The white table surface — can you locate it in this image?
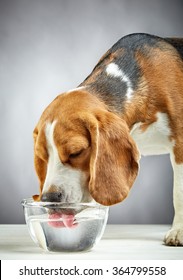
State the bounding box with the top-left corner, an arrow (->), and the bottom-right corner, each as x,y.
0,224 -> 183,260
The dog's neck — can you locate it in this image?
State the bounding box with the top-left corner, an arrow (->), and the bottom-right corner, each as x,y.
80,63 -> 150,129
77,85 -> 149,130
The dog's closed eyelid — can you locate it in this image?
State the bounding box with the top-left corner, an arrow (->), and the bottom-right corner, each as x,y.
69,149 -> 84,158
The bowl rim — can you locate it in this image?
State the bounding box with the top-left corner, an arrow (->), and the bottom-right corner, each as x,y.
21,198 -> 108,209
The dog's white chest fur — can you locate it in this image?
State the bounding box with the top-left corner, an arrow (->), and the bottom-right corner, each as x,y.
130,112 -> 173,156
130,111 -> 183,245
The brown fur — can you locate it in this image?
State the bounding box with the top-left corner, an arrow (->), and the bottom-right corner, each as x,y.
33,91 -> 139,204
33,35 -> 183,204
122,44 -> 183,164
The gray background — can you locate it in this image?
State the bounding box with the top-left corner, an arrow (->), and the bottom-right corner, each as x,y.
0,0 -> 182,224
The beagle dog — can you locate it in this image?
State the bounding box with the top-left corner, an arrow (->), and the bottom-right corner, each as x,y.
33,33 -> 183,246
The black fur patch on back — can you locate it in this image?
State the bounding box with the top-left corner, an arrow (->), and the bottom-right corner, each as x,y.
81,33 -> 182,112
165,38 -> 183,60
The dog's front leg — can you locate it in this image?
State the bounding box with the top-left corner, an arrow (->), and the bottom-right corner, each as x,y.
164,153 -> 183,246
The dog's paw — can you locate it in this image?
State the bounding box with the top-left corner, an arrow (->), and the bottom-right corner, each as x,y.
164,227 -> 183,246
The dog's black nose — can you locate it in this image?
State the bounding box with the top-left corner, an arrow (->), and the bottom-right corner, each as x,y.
41,192 -> 62,202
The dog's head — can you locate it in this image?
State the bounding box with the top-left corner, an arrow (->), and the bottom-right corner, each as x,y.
33,90 -> 139,206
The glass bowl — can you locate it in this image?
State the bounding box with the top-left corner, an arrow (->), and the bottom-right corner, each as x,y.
21,198 -> 109,252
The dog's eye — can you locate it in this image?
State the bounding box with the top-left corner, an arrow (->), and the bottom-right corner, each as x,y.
69,150 -> 83,159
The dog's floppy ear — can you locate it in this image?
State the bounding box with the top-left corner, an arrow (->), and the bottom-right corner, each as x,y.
32,126 -> 47,201
84,110 -> 139,206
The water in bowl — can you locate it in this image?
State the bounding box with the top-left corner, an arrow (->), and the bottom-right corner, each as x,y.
27,215 -> 106,252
